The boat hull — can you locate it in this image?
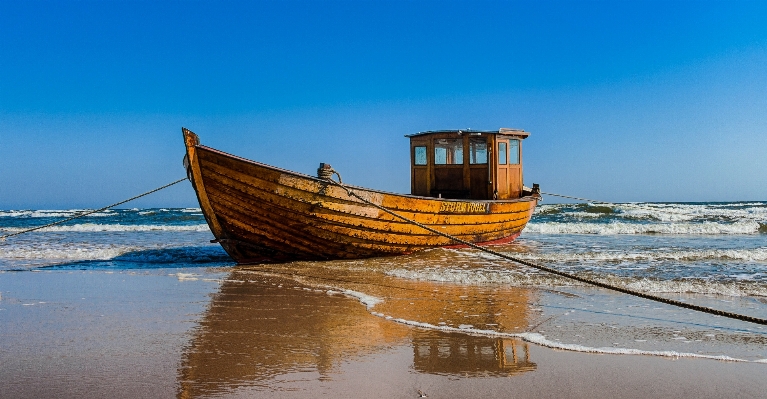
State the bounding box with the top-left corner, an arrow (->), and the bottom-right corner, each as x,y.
183,128 -> 538,264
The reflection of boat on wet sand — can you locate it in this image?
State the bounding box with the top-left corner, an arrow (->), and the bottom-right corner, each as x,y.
182,127 -> 539,264
178,269 -> 537,397
178,272 -> 407,398
413,333 -> 535,376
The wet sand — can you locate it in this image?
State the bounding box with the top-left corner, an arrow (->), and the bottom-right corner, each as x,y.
1,268 -> 765,399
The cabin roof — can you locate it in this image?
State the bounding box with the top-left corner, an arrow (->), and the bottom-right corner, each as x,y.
405,128 -> 529,138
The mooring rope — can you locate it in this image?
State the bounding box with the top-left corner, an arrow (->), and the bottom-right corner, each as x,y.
0,177 -> 188,241
321,171 -> 767,326
541,191 -> 605,203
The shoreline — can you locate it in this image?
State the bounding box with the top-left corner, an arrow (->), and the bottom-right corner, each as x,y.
1,267 -> 766,398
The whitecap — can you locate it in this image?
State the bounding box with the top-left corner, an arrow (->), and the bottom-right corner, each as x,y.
0,243 -> 137,262
526,221 -> 761,235
1,223 -> 210,233
384,267 -> 767,297
510,247 -> 767,263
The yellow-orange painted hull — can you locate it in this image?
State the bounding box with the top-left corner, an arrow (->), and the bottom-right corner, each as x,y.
183,128 -> 538,264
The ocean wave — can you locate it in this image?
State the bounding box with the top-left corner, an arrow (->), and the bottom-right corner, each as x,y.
334,288 -> 383,309
0,244 -> 229,267
556,211 -> 608,219
525,221 -> 761,235
113,246 -> 229,264
516,331 -> 752,362
0,223 -> 210,233
364,312 -> 758,362
0,208 -> 206,218
535,203 -> 767,224
384,267 -> 767,297
617,277 -> 767,297
0,244 -> 135,261
0,210 -> 115,218
508,247 -> 767,263
618,204 -> 767,223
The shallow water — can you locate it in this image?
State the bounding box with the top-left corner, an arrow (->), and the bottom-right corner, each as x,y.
5,269 -> 764,399
0,204 -> 766,363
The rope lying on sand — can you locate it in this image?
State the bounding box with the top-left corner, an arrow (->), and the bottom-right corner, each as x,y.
0,177 -> 188,241
322,170 -> 767,326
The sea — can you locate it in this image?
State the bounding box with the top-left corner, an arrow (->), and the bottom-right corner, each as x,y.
1,202 -> 766,363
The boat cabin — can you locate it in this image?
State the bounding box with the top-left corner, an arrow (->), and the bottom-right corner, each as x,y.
407,128 -> 530,200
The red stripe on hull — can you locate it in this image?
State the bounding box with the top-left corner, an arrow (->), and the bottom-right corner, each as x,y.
441,231 -> 522,249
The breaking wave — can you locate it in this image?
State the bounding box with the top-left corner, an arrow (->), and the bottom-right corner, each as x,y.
385,267 -> 767,297
1,223 -> 210,233
0,243 -> 229,268
533,202 -> 767,231
0,243 -> 136,262
0,210 -> 115,218
526,221 -> 761,235
510,247 -> 767,263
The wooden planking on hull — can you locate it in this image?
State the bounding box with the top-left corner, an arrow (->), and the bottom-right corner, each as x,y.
202,171 -> 530,247
197,145 -> 535,219
201,165 -> 531,242
197,149 -> 534,229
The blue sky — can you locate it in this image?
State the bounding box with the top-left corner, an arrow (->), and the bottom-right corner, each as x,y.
1,0 -> 766,208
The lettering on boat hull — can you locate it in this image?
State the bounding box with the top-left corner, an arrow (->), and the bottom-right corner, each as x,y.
438,201 -> 490,214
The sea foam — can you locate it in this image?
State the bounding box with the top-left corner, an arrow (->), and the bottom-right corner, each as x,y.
526,220 -> 761,235
1,223 -> 210,233
0,243 -> 135,262
384,267 -> 767,296
365,311 -> 760,362
0,210 -> 114,218
508,247 -> 767,263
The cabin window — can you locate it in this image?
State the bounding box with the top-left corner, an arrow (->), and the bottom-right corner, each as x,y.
434,139 -> 463,164
469,138 -> 487,164
498,142 -> 507,165
414,146 -> 427,165
509,139 -> 520,164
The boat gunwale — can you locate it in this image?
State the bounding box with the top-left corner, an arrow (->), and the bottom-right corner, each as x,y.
200,158 -> 534,228
195,144 -> 539,206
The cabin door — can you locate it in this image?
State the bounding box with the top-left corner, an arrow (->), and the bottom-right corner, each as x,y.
495,139 -> 522,199
468,137 -> 490,200
495,140 -> 510,199
411,142 -> 430,196
497,139 -> 522,199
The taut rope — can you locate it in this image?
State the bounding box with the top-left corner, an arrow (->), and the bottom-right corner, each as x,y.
540,192 -> 604,203
0,177 -> 188,241
320,169 -> 767,326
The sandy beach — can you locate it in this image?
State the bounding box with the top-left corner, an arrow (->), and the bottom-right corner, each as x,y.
1,266 -> 765,399
4,0 -> 767,397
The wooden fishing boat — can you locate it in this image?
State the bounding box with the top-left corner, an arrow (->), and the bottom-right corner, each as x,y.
183,127 -> 539,264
